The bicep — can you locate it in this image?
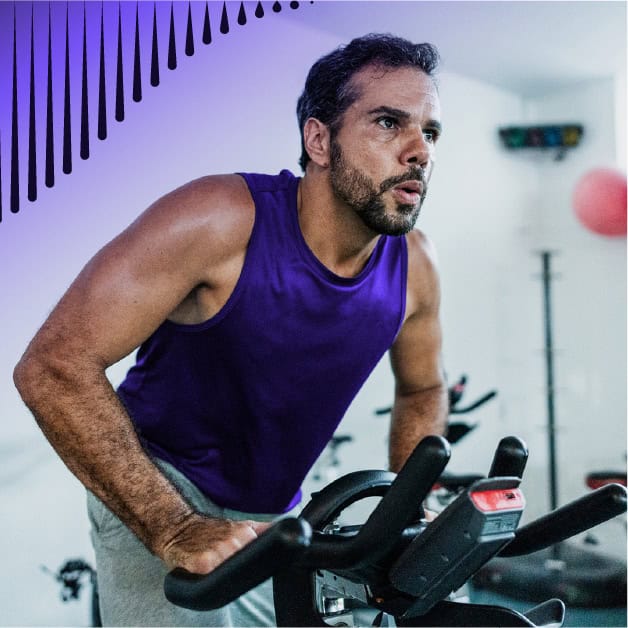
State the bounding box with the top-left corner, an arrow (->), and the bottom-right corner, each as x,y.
33,221 -> 199,369
27,178 -> 249,369
66,231 -> 199,365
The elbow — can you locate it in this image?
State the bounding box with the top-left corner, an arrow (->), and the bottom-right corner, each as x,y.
13,344 -> 74,411
14,352 -> 33,399
13,349 -> 48,410
15,342 -> 103,410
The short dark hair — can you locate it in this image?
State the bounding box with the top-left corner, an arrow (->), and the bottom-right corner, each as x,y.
296,34 -> 440,171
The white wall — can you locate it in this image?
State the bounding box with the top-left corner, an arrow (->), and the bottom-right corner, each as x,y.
1,8 -> 625,628
326,74 -> 626,553
520,78 -> 626,551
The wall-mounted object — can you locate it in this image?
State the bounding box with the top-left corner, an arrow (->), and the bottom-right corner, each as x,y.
498,124 -> 584,161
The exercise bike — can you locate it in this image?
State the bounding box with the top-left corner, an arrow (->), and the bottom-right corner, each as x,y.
165,435 -> 627,627
45,375 -> 492,625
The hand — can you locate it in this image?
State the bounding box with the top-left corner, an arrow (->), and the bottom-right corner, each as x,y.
424,508 -> 438,522
159,513 -> 272,574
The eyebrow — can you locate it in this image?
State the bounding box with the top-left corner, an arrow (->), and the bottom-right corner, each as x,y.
367,106 -> 443,133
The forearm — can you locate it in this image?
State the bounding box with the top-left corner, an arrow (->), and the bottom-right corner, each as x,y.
13,353 -> 195,557
388,384 -> 448,472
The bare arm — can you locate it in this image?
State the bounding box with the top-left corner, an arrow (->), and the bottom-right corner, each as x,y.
388,230 -> 448,472
13,175 -> 268,573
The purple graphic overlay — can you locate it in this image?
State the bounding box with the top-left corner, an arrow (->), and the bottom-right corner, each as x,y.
0,1 -> 310,225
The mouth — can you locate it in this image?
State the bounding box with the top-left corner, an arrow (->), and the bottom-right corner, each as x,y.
391,180 -> 423,205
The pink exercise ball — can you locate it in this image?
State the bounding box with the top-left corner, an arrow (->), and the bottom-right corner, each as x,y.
572,168 -> 627,236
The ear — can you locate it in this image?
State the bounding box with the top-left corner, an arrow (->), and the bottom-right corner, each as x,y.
303,118 -> 331,168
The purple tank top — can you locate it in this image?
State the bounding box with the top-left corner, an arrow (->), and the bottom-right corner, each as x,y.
118,170 -> 407,513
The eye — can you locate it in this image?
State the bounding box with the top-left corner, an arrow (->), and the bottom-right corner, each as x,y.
423,128 -> 440,143
376,116 -> 398,130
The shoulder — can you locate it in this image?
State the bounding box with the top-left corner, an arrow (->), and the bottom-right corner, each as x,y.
144,173 -> 254,236
118,174 -> 255,270
404,228 -> 440,318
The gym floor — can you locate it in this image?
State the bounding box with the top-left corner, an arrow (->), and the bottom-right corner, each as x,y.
468,585 -> 627,627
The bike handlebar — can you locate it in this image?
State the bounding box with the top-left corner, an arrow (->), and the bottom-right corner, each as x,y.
488,436 -> 529,479
164,437 -> 628,615
302,435 -> 451,569
164,436 -> 450,610
499,482 -> 627,557
164,517 -> 311,611
450,390 -> 497,414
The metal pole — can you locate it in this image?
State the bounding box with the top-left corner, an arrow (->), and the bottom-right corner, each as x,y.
541,251 -> 559,514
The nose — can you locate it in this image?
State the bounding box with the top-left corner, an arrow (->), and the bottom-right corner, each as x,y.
400,129 -> 432,169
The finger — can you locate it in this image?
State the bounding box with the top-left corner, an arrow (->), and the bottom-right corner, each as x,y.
424,508 -> 439,522
248,520 -> 273,535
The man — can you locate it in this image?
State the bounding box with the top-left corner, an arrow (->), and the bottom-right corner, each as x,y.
14,33 -> 448,626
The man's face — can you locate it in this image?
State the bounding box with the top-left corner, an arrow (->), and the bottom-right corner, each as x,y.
329,65 -> 441,236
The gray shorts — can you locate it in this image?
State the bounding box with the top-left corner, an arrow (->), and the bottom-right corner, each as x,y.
87,458 -> 297,626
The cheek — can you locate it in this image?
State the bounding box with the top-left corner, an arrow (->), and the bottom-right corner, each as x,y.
426,159 -> 436,180
347,144 -> 385,177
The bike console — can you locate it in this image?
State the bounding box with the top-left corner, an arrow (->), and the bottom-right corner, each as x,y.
387,477 -> 524,618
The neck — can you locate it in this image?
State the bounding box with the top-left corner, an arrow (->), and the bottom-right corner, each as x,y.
298,169 -> 380,279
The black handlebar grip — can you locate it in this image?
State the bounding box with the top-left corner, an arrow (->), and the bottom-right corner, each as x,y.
362,435 -> 450,538
164,517 -> 312,611
499,483 -> 627,557
305,435 -> 451,569
488,436 -> 529,479
450,390 -> 497,415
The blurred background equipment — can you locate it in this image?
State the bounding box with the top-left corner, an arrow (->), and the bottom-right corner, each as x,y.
572,168 -> 627,237
499,124 -> 584,161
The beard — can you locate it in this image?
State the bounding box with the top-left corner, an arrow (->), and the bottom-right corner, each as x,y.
329,140 -> 428,236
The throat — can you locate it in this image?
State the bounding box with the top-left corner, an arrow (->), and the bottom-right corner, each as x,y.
297,176 -> 381,279
304,229 -> 380,279
327,244 -> 379,278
